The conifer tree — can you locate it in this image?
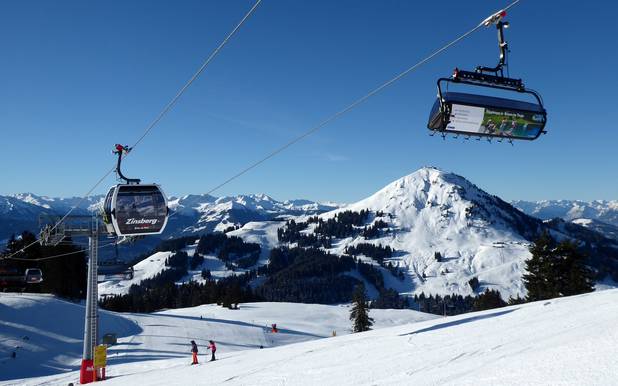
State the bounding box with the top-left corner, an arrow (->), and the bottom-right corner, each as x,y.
472,289 -> 506,311
523,232 -> 557,301
523,232 -> 594,302
554,240 -> 594,296
350,284 -> 373,332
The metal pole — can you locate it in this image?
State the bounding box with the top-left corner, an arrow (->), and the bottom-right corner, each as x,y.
80,220 -> 98,384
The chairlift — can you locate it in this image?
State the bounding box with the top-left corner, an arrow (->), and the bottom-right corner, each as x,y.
102,144 -> 169,237
427,10 -> 547,141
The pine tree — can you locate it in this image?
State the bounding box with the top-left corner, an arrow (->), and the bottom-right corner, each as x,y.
554,240 -> 594,296
523,232 -> 558,301
472,289 -> 506,311
523,232 -> 594,302
349,284 -> 373,333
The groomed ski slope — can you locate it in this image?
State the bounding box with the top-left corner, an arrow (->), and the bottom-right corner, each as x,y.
10,289 -> 618,386
0,294 -> 435,383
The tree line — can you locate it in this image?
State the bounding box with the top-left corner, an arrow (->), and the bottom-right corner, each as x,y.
196,233 -> 261,269
1,231 -> 87,299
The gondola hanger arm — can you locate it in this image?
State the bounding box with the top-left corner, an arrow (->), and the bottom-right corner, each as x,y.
112,144 -> 141,185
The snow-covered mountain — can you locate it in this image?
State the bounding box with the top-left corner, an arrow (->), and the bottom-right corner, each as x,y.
94,167 -> 617,301
0,192 -> 340,245
0,194 -> 99,245
513,199 -> 618,227
168,193 -> 340,235
228,167 -> 617,300
282,167 -> 544,299
570,218 -> 618,241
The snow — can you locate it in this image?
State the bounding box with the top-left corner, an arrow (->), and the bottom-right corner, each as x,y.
573,218 -> 593,226
0,293 -> 435,383
5,289 -> 618,386
227,221 -> 283,264
595,275 -> 618,291
98,251 -> 173,297
167,193 -> 339,236
513,199 -> 618,227
0,294 -> 139,381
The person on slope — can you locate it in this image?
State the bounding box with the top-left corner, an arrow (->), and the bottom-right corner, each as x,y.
206,340 -> 217,362
190,340 -> 199,365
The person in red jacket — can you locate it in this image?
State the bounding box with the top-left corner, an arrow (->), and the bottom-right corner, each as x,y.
190,340 -> 199,365
207,340 -> 216,362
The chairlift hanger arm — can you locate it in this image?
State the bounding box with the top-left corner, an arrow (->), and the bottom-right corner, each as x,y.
476,20 -> 509,76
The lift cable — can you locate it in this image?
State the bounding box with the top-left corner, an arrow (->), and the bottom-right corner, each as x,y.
0,0 -> 262,261
3,0 -> 523,260
3,242 -> 116,262
166,0 -> 522,222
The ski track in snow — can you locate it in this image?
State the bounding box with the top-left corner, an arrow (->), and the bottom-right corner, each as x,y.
0,293 -> 436,384
7,289 -> 618,386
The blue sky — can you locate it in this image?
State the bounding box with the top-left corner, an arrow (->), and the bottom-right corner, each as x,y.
1,0 -> 616,203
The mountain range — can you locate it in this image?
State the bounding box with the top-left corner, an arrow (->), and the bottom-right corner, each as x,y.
4,182 -> 618,244
3,168 -> 618,300
513,199 -> 618,226
0,191 -> 339,245
228,167 -> 617,299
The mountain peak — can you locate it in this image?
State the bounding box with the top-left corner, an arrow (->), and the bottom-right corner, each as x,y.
343,167 -> 477,221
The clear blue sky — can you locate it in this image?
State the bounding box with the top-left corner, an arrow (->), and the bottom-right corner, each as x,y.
1,0 -> 616,203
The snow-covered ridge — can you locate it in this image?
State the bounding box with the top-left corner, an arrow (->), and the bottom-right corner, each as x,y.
513,198 -> 618,227
0,191 -> 342,241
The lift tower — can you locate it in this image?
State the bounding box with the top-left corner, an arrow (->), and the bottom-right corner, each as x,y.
40,215 -> 104,384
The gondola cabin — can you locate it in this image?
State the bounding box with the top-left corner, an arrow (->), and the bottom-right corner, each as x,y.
24,268 -> 43,284
103,184 -> 169,237
427,91 -> 546,140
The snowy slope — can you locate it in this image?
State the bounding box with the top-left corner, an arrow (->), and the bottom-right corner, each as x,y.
11,289 -> 618,386
571,218 -> 618,241
0,293 -> 436,383
98,251 -> 173,297
0,294 -> 139,381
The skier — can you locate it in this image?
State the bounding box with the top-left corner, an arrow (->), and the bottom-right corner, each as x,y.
190,340 -> 198,365
206,340 -> 216,361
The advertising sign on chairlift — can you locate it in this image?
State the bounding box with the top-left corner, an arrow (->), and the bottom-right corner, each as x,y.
447,104 -> 543,139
